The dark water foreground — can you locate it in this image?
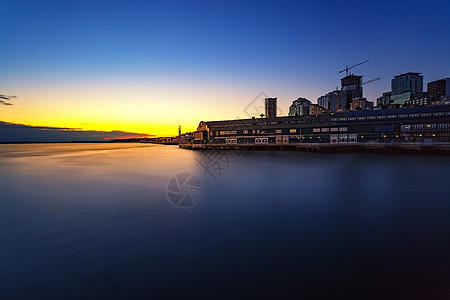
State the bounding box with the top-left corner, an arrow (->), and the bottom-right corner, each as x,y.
0,143 -> 448,299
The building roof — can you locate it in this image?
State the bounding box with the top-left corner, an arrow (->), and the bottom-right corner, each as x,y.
394,72 -> 421,78
202,105 -> 450,127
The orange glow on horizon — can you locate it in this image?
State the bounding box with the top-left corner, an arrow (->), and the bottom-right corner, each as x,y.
0,75 -> 318,138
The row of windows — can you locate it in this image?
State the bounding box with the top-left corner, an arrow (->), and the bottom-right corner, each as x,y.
404,132 -> 450,136
217,130 -> 237,135
331,111 -> 450,122
330,134 -> 358,144
401,123 -> 449,131
217,127 -> 350,136
313,127 -> 347,132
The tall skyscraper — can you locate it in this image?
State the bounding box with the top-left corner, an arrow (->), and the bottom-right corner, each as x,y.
265,97 -> 277,118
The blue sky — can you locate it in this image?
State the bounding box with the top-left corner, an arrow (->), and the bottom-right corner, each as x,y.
0,0 -> 449,136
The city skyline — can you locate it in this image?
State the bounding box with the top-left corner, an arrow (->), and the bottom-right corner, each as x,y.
1,0 -> 449,138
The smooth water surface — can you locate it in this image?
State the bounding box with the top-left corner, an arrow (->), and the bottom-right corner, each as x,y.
0,143 -> 448,299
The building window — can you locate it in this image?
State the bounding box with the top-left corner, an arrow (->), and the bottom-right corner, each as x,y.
243,130 -> 248,134
313,128 -> 321,133
275,129 -> 282,134
290,129 -> 296,134
330,134 -> 338,144
339,127 -> 348,132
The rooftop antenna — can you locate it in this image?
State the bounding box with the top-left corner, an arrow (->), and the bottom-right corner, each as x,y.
339,60 -> 369,77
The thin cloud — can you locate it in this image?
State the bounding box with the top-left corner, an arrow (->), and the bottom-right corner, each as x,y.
0,100 -> 13,106
0,94 -> 17,100
0,93 -> 18,106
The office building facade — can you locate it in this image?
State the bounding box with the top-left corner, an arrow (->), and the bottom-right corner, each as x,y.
309,104 -> 329,115
391,72 -> 423,97
265,97 -> 277,118
428,78 -> 450,101
288,98 -> 311,116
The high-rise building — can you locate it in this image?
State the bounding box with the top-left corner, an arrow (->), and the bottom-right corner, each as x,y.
341,75 -> 363,97
317,90 -> 346,113
329,90 -> 346,113
341,75 -> 363,110
317,95 -> 329,110
288,98 -> 311,116
376,72 -> 424,107
265,97 -> 277,118
391,72 -> 423,96
428,78 -> 450,101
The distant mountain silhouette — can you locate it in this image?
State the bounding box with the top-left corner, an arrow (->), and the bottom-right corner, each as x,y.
0,121 -> 151,143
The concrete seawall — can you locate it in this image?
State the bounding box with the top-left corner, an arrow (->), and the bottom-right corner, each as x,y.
180,142 -> 450,155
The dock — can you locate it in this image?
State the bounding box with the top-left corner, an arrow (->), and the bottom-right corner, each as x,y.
179,142 -> 450,155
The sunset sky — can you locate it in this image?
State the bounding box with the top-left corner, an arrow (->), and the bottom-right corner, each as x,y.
1,0 -> 449,139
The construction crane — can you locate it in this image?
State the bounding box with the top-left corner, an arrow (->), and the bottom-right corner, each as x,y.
339,60 -> 369,77
361,77 -> 380,86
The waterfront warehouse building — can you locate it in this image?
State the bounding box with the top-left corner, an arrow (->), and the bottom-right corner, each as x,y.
192,105 -> 450,145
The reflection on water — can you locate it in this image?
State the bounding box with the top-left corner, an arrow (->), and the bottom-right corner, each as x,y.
0,143 -> 449,299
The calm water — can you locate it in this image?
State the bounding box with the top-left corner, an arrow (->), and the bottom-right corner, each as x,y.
0,143 -> 449,299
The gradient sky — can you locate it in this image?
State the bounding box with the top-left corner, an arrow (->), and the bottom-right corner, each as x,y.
1,0 -> 449,137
